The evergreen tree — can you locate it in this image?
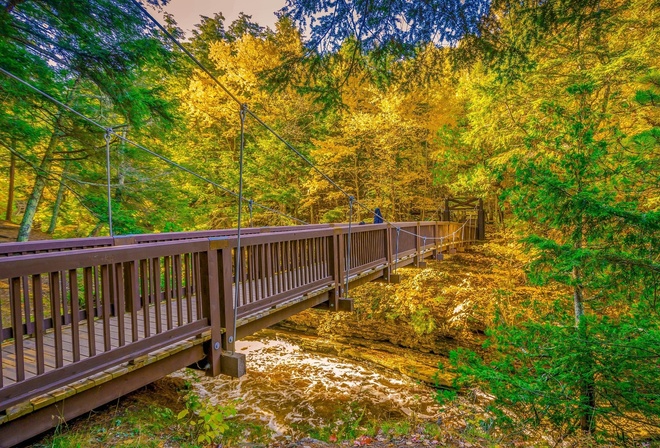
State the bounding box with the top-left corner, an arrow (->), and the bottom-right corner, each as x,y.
0,0 -> 174,240
442,0 -> 660,440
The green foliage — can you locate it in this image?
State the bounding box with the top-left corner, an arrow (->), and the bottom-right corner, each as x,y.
433,0 -> 660,441
410,306 -> 437,336
300,401 -> 366,442
447,310 -> 660,442
176,392 -> 238,446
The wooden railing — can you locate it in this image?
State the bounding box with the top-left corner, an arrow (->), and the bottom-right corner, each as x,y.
0,220 -> 478,413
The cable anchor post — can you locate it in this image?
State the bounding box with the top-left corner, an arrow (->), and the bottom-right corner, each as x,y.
104,128 -> 114,237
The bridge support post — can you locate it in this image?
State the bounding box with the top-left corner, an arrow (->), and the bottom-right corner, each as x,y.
201,247 -> 223,377
329,229 -> 343,310
216,246 -> 236,353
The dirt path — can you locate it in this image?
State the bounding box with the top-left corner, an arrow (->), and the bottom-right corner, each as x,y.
0,219 -> 52,243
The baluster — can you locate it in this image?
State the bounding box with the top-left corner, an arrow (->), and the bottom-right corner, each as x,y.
100,265 -> 112,352
68,269 -> 80,362
10,277 -> 25,381
83,267 -> 96,356
164,256 -> 173,329
115,263 -> 126,347
139,260 -> 150,338
151,258 -> 162,334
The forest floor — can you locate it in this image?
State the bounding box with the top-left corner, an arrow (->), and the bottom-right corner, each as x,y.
22,231 -> 653,447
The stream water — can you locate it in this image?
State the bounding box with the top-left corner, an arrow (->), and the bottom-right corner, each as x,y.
174,332 -> 441,439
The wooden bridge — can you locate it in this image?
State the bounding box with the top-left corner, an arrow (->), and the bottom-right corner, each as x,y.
0,220 -> 480,446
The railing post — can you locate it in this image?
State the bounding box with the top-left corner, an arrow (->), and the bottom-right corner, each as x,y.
432,221 -> 439,258
383,225 -> 392,281
215,246 -> 235,353
414,222 -> 426,268
200,244 -> 223,376
331,227 -> 344,309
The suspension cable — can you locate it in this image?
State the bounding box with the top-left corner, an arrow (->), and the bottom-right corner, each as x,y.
245,110 -> 352,200
4,143 -> 103,222
104,128 -> 114,237
0,66 -> 306,227
131,0 -> 242,106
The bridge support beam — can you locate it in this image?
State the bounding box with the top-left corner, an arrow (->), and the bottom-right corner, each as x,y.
0,344 -> 206,447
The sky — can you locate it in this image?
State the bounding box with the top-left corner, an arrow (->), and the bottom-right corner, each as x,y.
151,0 -> 287,35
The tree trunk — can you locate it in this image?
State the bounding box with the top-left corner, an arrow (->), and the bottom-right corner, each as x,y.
88,221 -> 103,237
5,0 -> 26,13
47,164 -> 67,234
573,273 -> 596,433
17,117 -> 61,241
6,151 -> 15,221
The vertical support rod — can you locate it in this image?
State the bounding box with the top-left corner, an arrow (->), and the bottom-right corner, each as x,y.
248,199 -> 254,227
104,129 -> 114,237
232,103 -> 248,347
344,195 -> 354,298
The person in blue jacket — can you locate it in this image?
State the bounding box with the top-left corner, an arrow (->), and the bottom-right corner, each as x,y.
373,207 -> 383,224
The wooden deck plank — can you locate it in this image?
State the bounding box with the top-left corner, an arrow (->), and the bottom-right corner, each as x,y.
1,298 -> 200,389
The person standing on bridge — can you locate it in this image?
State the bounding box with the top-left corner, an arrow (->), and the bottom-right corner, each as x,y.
373,208 -> 384,224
